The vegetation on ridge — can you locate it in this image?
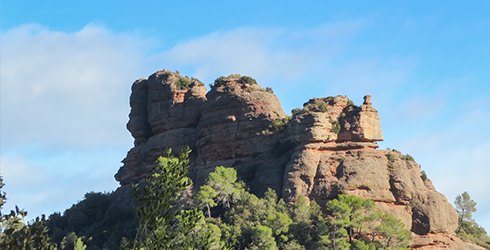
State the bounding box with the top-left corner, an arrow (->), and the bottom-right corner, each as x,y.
3,148 -> 490,249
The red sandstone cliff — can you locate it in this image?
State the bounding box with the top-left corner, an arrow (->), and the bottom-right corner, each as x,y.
115,70 -> 481,249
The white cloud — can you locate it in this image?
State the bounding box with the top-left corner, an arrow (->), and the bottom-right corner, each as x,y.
155,20 -> 369,84
0,23 -> 150,148
1,148 -> 122,220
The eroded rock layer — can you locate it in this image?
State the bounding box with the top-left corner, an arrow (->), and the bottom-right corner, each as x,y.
116,70 -> 466,249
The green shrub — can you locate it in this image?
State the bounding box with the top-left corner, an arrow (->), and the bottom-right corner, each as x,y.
401,154 -> 415,161
175,78 -> 191,90
213,76 -> 227,87
191,77 -> 205,86
346,100 -> 355,108
291,108 -> 301,116
318,103 -> 328,112
386,152 -> 395,162
265,87 -> 274,93
239,76 -> 257,85
331,120 -> 341,134
420,170 -> 427,181
269,117 -> 291,132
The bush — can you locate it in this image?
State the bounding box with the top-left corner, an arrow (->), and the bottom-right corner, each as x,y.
331,120 -> 341,134
175,78 -> 191,90
318,103 -> 328,112
420,170 -> 427,181
386,152 -> 395,162
401,154 -> 415,161
291,108 -> 301,116
239,76 -> 257,85
346,100 -> 355,109
191,77 -> 205,86
213,76 -> 227,87
265,87 -> 274,93
269,117 -> 291,132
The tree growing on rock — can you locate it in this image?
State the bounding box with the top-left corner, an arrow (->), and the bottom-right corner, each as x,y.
455,191 -> 477,233
124,147 -> 212,250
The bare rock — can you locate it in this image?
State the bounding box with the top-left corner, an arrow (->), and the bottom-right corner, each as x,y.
195,74 -> 286,185
282,147 -> 458,235
115,70 -> 206,185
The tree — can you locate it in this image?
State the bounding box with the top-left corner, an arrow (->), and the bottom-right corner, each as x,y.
124,147 -> 211,249
202,166 -> 244,209
326,195 -> 411,250
375,213 -> 411,249
0,176 -> 57,250
60,232 -> 87,250
455,191 -> 477,233
249,225 -> 278,250
196,185 -> 217,218
326,198 -> 352,250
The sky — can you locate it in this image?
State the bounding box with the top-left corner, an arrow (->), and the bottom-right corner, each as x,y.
1,1 -> 490,231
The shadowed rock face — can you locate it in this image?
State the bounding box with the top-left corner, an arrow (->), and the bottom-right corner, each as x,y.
116,70 -> 466,249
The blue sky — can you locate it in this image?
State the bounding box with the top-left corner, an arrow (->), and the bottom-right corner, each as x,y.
1,1 -> 490,231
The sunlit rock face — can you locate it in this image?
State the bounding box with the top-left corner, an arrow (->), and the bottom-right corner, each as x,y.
116,70 -> 467,249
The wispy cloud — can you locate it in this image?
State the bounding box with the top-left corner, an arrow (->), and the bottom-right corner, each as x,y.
155,20 -> 370,84
1,23 -> 150,219
1,23 -> 150,148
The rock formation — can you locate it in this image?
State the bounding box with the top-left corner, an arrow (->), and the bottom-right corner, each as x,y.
115,70 -> 475,249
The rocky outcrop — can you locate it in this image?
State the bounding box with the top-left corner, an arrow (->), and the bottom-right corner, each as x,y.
116,70 -> 468,249
116,72 -> 286,187
116,70 -> 207,184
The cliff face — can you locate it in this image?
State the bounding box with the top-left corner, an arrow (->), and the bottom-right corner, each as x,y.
116,70 -> 467,249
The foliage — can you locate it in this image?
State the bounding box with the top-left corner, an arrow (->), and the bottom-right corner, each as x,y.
303,99 -> 329,113
265,87 -> 274,93
455,192 -> 477,233
124,147 -> 211,250
175,78 -> 192,90
401,155 -> 414,161
325,195 -> 410,250
239,76 -> 257,85
60,232 -> 87,250
199,166 -> 245,209
386,152 -> 395,162
196,167 -> 412,250
420,171 -> 427,181
0,176 -> 57,250
46,191 -> 138,250
346,100 -> 355,109
331,120 -> 341,134
291,108 -> 301,116
268,117 -> 291,133
191,77 -> 205,86
456,221 -> 490,249
454,192 -> 490,249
